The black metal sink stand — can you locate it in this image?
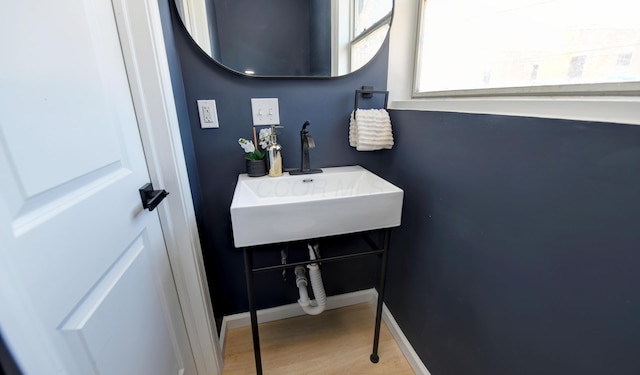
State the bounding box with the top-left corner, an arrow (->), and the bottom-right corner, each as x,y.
242,229 -> 391,374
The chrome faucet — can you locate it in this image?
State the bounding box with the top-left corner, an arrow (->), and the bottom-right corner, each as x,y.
289,121 -> 323,175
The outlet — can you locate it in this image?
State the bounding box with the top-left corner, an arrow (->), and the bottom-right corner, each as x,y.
251,98 -> 280,125
197,99 -> 219,128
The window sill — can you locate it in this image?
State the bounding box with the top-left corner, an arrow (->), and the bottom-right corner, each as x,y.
389,96 -> 640,126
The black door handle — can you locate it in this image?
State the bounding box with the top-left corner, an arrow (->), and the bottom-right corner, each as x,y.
139,183 -> 169,211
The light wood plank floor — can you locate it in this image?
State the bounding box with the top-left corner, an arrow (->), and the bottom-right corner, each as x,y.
222,302 -> 415,374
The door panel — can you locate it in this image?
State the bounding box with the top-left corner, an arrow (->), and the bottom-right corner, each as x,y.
60,232 -> 181,375
1,0 -> 129,198
0,0 -> 197,374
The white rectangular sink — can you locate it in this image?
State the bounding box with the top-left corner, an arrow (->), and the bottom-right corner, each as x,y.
230,165 -> 403,247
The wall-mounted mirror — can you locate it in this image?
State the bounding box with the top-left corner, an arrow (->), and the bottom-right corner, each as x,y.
175,0 -> 393,77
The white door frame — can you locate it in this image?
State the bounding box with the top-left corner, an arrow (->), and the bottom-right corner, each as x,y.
111,1 -> 223,374
0,1 -> 221,373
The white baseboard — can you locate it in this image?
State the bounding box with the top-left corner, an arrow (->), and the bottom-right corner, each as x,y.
220,288 -> 429,375
381,303 -> 431,375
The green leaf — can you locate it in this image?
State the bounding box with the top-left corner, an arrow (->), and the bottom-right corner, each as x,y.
244,149 -> 265,160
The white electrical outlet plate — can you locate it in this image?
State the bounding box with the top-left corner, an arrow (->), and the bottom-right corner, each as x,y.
251,98 -> 280,125
197,99 -> 219,128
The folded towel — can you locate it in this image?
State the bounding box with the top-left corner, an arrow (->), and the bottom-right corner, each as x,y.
349,109 -> 394,151
349,111 -> 358,147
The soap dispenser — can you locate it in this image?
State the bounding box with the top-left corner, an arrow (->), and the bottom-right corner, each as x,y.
267,125 -> 283,177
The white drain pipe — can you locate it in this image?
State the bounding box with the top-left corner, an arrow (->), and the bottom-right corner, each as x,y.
295,243 -> 326,315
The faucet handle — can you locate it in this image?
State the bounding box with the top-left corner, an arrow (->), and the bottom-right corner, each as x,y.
306,134 -> 315,149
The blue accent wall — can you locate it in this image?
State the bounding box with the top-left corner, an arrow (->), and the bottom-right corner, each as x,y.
385,110 -> 640,375
309,0 -> 332,76
212,0 -> 311,75
204,0 -> 221,61
163,0 -> 390,329
160,0 -> 206,234
162,1 -> 640,373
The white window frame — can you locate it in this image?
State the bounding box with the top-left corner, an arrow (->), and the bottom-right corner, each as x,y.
333,0 -> 393,75
175,0 -> 212,56
413,0 -> 640,99
387,0 -> 640,125
349,0 -> 392,72
331,0 -> 351,75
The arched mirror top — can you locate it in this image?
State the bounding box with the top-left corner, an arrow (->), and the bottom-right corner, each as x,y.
175,0 -> 394,78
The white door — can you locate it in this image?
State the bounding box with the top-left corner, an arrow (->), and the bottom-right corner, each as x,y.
0,1 -> 198,374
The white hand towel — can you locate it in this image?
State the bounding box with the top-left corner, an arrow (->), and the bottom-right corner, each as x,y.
349,110 -> 358,147
349,109 -> 394,151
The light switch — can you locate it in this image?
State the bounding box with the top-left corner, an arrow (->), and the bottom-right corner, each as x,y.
251,98 -> 280,125
197,99 -> 219,128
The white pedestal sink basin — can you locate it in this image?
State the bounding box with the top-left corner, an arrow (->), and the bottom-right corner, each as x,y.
230,165 -> 403,247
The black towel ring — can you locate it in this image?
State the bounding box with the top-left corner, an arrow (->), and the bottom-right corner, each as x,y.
354,86 -> 389,119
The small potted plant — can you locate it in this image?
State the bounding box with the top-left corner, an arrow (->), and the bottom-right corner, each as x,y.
238,138 -> 266,177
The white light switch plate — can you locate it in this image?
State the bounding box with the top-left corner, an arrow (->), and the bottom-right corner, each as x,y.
251,98 -> 280,125
197,99 -> 219,128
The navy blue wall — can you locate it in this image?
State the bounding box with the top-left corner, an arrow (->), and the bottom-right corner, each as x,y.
212,0 -> 311,75
204,0 -> 221,61
163,1 -> 640,373
164,0 -> 390,329
309,0 -> 332,76
385,110 -> 640,375
160,0 -> 207,236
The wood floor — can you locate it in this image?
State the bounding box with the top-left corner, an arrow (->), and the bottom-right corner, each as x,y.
222,302 -> 415,374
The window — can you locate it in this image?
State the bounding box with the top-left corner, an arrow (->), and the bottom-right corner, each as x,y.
414,0 -> 640,97
350,0 -> 392,71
